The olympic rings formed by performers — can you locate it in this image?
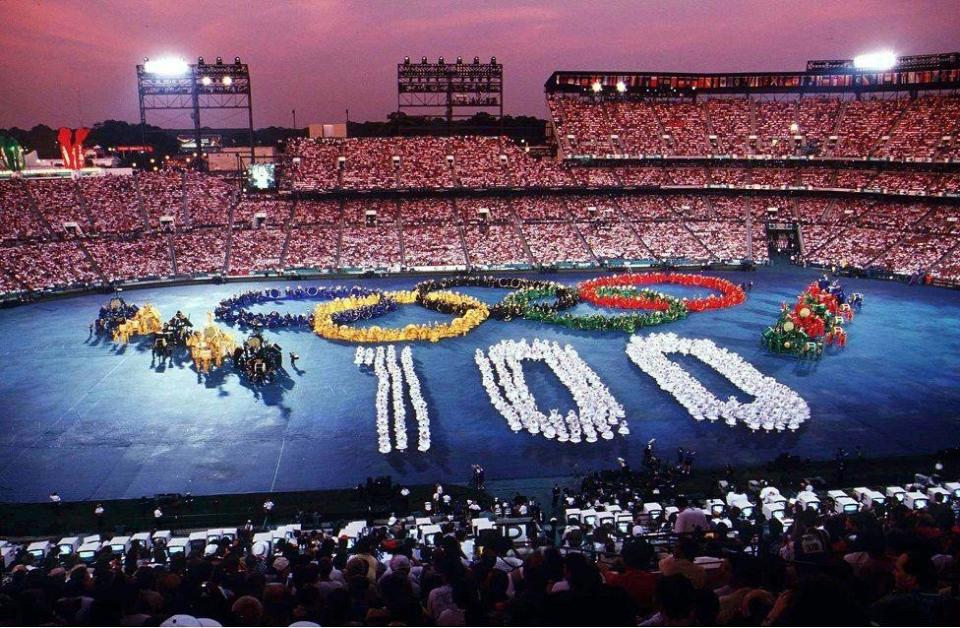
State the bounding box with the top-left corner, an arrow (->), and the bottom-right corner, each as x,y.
578,273 -> 745,312
198,272 -> 747,343
312,290 -> 490,343
328,292 -> 399,325
591,286 -> 679,312
385,290 -> 419,305
500,282 -> 580,317
413,276 -> 578,320
504,284 -> 688,332
215,285 -> 380,328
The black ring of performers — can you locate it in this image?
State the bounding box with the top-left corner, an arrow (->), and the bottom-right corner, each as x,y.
413,276 -> 579,320
215,285 -> 380,329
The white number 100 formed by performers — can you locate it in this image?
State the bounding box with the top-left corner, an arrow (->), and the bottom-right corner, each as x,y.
358,333 -> 811,453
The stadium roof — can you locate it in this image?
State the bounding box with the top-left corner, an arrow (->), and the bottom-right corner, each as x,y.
545,51 -> 960,95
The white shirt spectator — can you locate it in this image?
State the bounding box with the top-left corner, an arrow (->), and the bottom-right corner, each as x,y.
673,507 -> 710,534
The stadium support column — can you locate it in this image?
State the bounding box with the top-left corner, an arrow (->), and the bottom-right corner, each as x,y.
168,233 -> 179,277
334,198 -> 345,269
180,171 -> 190,225
445,67 -> 454,128
138,79 -> 147,147
223,194 -> 237,275
397,199 -> 407,267
192,65 -> 203,172
279,192 -> 296,268
247,76 -> 255,167
500,69 -> 504,138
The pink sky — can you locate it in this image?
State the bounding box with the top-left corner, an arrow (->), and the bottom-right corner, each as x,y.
1,0 -> 958,129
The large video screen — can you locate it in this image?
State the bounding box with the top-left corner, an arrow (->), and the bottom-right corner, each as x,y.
247,163 -> 276,191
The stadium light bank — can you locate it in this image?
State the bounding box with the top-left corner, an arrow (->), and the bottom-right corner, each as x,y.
853,51 -> 897,71
143,56 -> 189,76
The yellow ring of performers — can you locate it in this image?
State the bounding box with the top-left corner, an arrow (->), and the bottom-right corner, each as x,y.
312,290 -> 489,343
385,289 -> 419,304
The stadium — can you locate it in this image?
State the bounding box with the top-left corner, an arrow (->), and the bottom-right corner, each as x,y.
1,3 -> 959,626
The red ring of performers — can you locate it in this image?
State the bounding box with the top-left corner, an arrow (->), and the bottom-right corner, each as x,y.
578,272 -> 746,312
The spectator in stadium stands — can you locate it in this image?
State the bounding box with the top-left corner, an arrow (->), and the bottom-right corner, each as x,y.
672,495 -> 710,534
640,573 -> 697,626
658,537 -> 707,589
870,551 -> 950,625
766,575 -> 869,625
2,470 -> 960,626
597,539 -> 658,615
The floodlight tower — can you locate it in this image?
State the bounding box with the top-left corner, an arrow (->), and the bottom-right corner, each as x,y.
852,51 -> 898,71
397,56 -> 503,133
136,56 -> 254,168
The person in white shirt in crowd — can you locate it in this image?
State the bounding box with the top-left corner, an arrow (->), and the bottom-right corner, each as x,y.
673,494 -> 711,535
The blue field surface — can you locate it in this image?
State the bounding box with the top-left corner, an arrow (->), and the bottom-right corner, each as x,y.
0,265 -> 958,503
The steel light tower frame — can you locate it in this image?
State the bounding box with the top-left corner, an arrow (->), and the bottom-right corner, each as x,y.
136,57 -> 254,167
397,57 -> 503,128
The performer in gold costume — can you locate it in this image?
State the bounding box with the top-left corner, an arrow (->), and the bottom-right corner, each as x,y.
185,314 -> 238,374
112,304 -> 164,344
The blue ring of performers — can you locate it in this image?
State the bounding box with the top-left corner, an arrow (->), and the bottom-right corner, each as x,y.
215,285 -> 387,329
328,293 -> 401,325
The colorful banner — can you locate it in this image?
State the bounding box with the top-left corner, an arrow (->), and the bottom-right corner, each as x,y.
57,127 -> 91,170
0,135 -> 25,171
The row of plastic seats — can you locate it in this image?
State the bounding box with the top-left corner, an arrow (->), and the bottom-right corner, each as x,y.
335,514 -> 535,551
562,478 -> 960,532
564,505 -> 636,535
8,522 -> 310,567
718,479 -> 959,524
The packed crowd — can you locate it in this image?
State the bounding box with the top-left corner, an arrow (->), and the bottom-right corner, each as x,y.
174,230 -> 227,276
403,225 -> 467,268
0,179 -> 49,240
521,223 -> 593,265
85,235 -> 173,283
0,241 -> 100,291
580,222 -> 652,261
2,452 -> 959,626
1,184 -> 957,294
2,166 -> 954,247
547,94 -> 960,161
283,227 -> 339,270
456,199 -> 530,266
798,198 -> 960,276
286,133 -> 960,193
28,178 -> 87,234
285,136 -> 573,192
1,147 -> 958,294
138,171 -> 184,228
185,173 -> 236,228
227,229 -> 285,276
